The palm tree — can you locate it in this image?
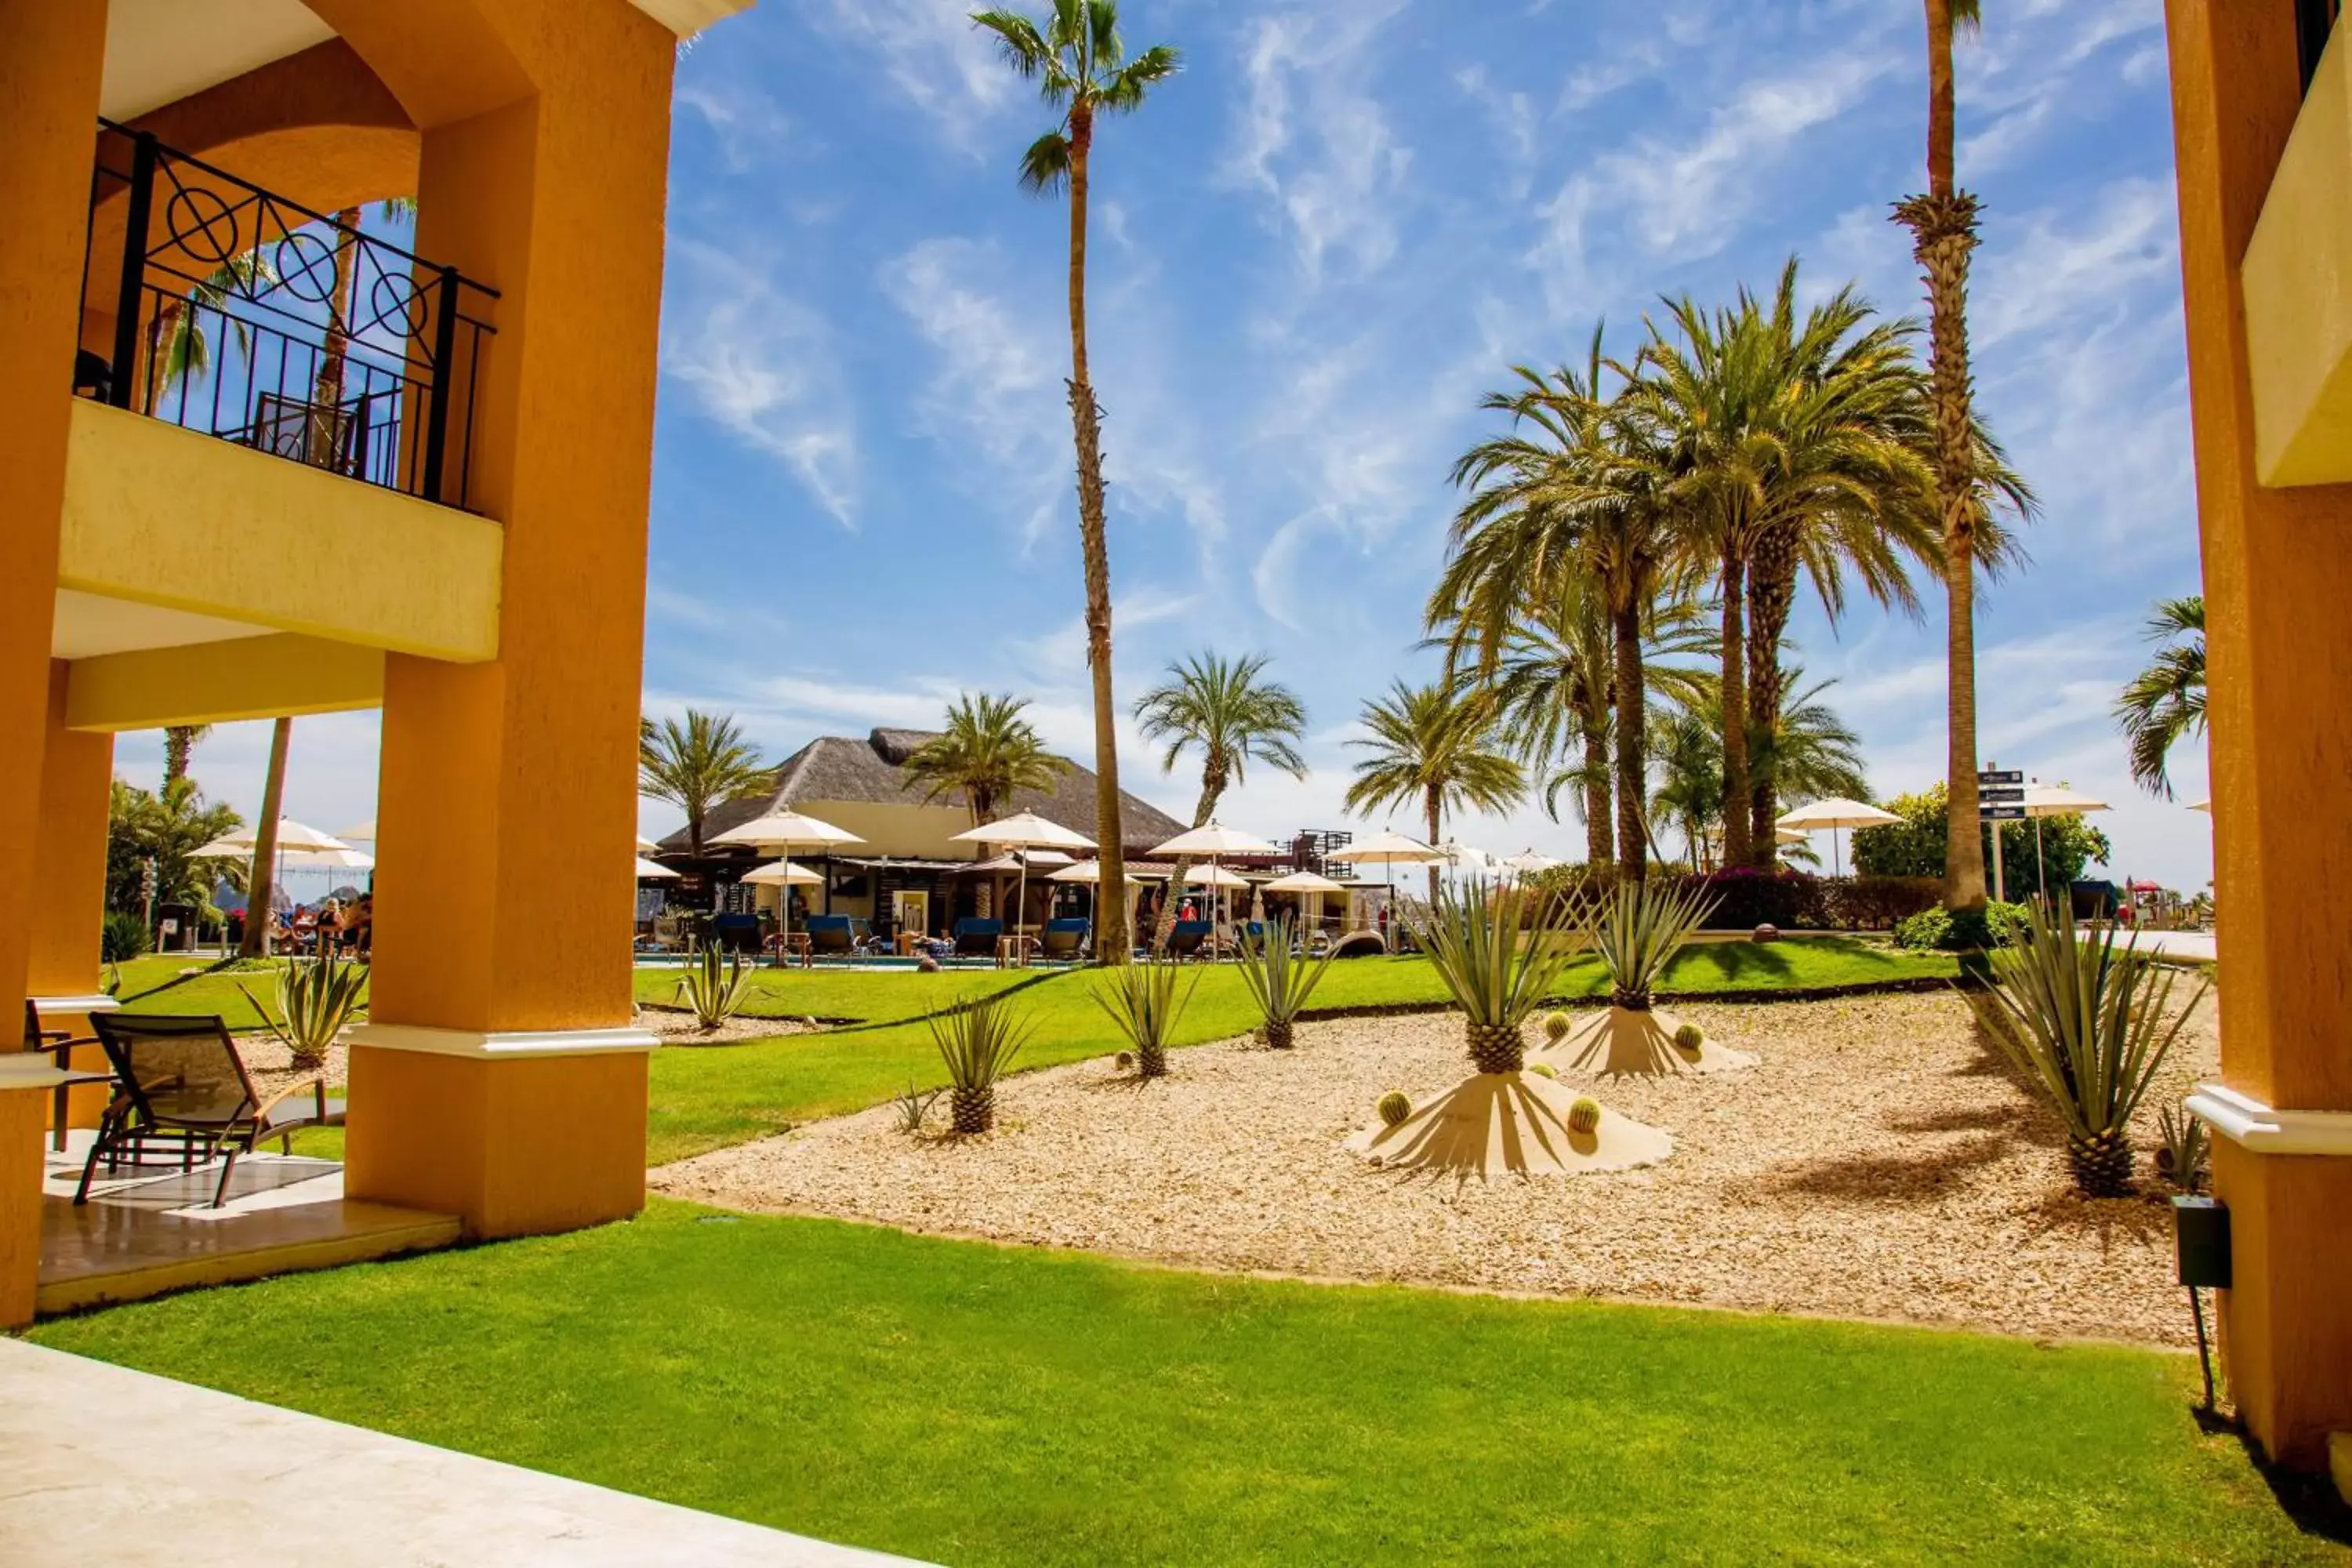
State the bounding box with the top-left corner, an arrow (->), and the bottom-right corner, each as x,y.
1439,335 -> 1687,878
109,776 -> 242,915
310,198 -> 418,470
237,717 -> 292,959
1344,681 -> 1524,904
903,693 -> 1070,829
1435,579 -> 1711,866
162,724 -> 212,788
973,2 -> 1180,964
2114,595 -> 2205,798
1134,652 -> 1308,953
1751,671 -> 1872,808
638,710 -> 771,858
1649,705 -> 1724,871
1896,0 -> 1992,910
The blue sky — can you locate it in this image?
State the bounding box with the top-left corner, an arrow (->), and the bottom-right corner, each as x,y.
123,0 -> 2215,892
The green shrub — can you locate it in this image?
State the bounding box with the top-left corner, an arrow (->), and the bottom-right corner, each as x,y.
1541,1010 -> 1571,1044
1527,1062 -> 1558,1080
1567,1097 -> 1602,1134
928,993 -> 1032,1135
1091,961 -> 1197,1080
1672,1022 -> 1704,1055
100,909 -> 151,963
1377,1091 -> 1412,1127
1891,901 -> 2031,952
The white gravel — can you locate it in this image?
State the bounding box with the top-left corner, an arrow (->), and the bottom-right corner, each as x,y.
661,990 -> 2219,1346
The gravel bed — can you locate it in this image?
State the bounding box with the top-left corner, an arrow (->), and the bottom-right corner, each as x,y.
636,1007 -> 826,1046
655,992 -> 2221,1347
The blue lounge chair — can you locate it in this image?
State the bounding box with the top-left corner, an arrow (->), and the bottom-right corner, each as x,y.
803,915 -> 870,958
952,917 -> 1004,959
1040,918 -> 1090,960
1164,920 -> 1212,960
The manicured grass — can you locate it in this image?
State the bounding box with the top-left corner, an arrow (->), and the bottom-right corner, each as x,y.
644,941 -> 1954,1164
632,963 -> 1041,1021
106,953 -> 285,1030
27,1200 -> 2325,1567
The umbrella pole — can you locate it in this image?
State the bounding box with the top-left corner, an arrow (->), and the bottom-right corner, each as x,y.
2034,818 -> 2047,904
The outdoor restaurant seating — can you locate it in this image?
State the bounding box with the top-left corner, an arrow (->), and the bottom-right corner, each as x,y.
80,1013 -> 347,1210
1039,919 -> 1090,960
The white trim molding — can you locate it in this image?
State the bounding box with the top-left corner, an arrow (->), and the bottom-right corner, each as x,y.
347,1024 -> 659,1062
0,1058 -> 75,1091
28,994 -> 121,1016
2186,1082 -> 2352,1156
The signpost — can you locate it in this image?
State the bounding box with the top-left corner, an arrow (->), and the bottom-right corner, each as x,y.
1978,768 -> 2024,902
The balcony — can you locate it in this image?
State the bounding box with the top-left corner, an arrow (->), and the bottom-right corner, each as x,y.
80,119 -> 496,509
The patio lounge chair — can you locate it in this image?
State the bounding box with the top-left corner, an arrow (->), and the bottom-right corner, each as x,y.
952,918 -> 1004,959
804,915 -> 873,958
1039,918 -> 1090,960
23,1001 -> 110,1155
1164,920 -> 1212,960
79,1013 -> 345,1210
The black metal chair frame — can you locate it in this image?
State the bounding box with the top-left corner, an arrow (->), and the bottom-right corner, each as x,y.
78,1013 -> 346,1210
22,1001 -> 110,1155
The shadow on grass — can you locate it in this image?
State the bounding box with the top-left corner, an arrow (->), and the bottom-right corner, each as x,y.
2210,1418 -> 2352,1549
1673,942 -> 1796,982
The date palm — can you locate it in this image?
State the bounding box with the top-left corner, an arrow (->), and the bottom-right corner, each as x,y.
1434,578 -> 1710,866
1896,0 -> 1992,909
2114,595 -> 2205,799
1134,651 -> 1308,953
1345,681 -> 1524,905
904,693 -> 1070,829
638,710 -> 771,859
1439,334 -> 1690,878
237,717 -> 293,959
162,724 -> 212,788
974,0 -> 1180,964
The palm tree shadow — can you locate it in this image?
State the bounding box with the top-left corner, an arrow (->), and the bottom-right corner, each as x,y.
1764,1131 -> 2017,1202
1671,941 -> 1795,985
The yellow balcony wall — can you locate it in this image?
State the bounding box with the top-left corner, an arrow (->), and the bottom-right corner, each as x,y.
2244,24 -> 2352,488
56,399 -> 501,662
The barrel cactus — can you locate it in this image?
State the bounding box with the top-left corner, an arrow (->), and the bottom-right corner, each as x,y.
1672,1022 -> 1705,1057
1377,1091 -> 1413,1127
1567,1097 -> 1602,1134
1542,1010 -> 1571,1044
1528,1062 -> 1558,1080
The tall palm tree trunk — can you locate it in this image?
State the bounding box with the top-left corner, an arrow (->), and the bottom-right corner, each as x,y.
1611,603 -> 1648,882
1424,787 -> 1443,906
1152,757 -> 1225,954
1063,107 -> 1130,962
1579,708 -> 1613,866
308,208 -> 361,470
1717,554 -> 1754,869
1898,0 -> 1987,912
1746,533 -> 1798,868
238,717 -> 292,959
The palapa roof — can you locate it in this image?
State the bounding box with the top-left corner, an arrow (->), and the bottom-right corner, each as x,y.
671,728 -> 1187,855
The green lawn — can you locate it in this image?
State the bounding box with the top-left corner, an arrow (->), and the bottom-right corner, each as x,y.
107,953 -> 286,1029
26,1200 -> 2329,1567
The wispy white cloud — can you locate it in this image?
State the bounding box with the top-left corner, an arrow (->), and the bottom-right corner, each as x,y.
802,0 -> 1017,147
674,79 -> 792,172
660,240 -> 858,527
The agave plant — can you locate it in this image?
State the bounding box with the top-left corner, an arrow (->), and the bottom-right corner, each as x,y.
1573,879 -> 1718,1010
1403,875 -> 1582,1073
674,945 -> 757,1030
1234,916 -> 1335,1050
2156,1103 -> 2210,1195
1091,960 -> 1197,1079
929,993 -> 1032,1134
1965,900 -> 2209,1198
238,949 -> 368,1072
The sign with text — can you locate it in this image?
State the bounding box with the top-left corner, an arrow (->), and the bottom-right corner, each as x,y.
1977,769 -> 2024,786
1979,805 -> 2027,821
1980,787 -> 2026,804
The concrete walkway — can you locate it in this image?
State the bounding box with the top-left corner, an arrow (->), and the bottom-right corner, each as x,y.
0,1340 -> 925,1566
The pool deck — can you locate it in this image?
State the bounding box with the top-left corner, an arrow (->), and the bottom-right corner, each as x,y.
0,1338 -> 926,1566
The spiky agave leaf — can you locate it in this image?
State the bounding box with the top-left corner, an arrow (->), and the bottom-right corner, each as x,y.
673,944 -> 757,1029
238,948 -> 368,1071
1233,916 -> 1334,1040
929,992 -> 1033,1132
1573,878 -> 1718,1008
1964,900 -> 2208,1197
1403,875 -> 1582,1036
1090,960 -> 1198,1077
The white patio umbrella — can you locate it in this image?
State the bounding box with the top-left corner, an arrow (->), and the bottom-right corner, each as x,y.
711,810 -> 864,958
197,818 -> 353,854
955,811 -> 1098,944
1181,863 -> 1252,888
1329,828 -> 1443,928
1774,797 -> 1900,877
2021,782 -> 2111,903
1150,822 -> 1276,951
1263,869 -> 1345,935
634,857 -> 681,880
740,860 -> 822,886
336,819 -> 377,842
1498,848 -> 1563,876
1048,860 -> 1167,883
637,836 -> 662,854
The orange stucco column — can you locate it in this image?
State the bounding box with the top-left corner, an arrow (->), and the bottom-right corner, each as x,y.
344,1 -> 675,1240
27,660 -> 117,1133
0,0 -> 108,1324
2167,0 -> 2352,1471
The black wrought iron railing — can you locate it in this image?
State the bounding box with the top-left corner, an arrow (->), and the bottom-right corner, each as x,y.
2299,0 -> 2342,94
79,120 -> 497,510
